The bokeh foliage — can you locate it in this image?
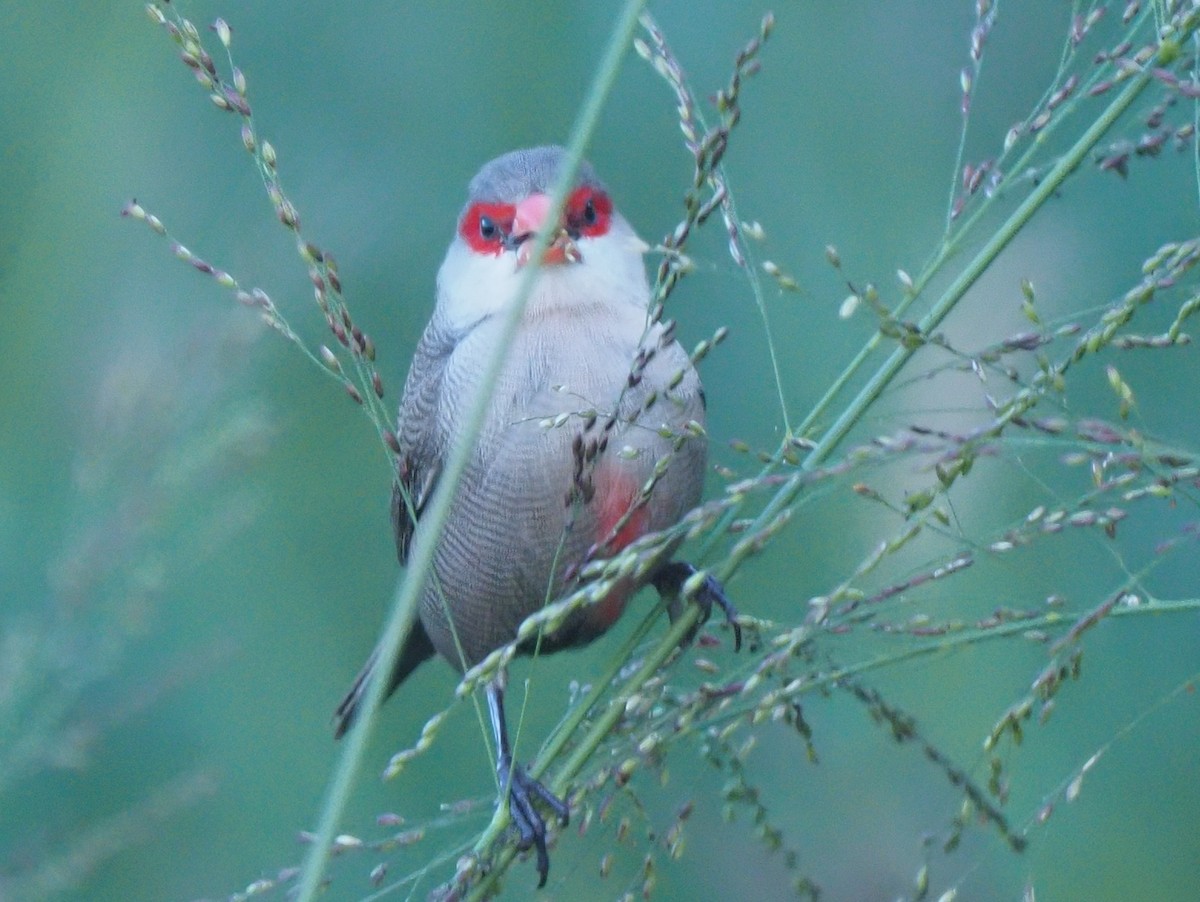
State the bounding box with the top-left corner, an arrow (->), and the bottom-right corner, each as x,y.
1,2 -> 1198,900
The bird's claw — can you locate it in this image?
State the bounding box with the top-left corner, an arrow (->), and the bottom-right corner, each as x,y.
697,573 -> 742,651
653,561 -> 742,651
498,756 -> 569,888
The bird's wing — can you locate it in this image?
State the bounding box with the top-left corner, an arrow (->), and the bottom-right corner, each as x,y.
390,318 -> 459,564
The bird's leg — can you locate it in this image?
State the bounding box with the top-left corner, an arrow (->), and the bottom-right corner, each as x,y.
486,678 -> 570,888
652,561 -> 742,651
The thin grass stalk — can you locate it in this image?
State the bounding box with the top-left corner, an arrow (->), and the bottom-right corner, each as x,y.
290,2 -> 648,898
465,605 -> 699,901
460,16 -> 1200,892
736,16 -> 1199,571
701,3 -> 1167,565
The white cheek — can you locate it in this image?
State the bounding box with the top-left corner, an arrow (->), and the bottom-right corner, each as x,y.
435,242 -> 521,330
579,218 -> 653,310
433,217 -> 653,330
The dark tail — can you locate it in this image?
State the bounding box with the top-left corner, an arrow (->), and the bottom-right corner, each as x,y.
333,620 -> 436,738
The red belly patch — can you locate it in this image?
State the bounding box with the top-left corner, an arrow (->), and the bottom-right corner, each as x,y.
585,466 -> 650,631
595,466 -> 649,553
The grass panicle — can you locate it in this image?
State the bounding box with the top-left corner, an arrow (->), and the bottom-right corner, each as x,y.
118,2 -> 1200,899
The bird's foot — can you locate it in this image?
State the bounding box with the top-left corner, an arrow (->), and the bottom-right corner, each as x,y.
653,561 -> 742,651
497,755 -> 570,888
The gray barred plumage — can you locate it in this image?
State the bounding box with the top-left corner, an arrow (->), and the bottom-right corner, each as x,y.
334,146 -> 729,888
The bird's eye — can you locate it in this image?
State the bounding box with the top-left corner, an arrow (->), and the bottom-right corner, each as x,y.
567,186 -> 612,237
460,201 -> 515,254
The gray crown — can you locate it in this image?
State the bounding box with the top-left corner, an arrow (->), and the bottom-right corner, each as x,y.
466,145 -> 605,205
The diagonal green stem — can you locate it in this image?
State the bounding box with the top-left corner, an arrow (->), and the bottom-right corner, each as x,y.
304,10 -> 1198,901
533,601 -> 666,780
810,89 -> 1145,463
731,29 -> 1192,558
466,603 -> 700,901
465,15 -> 1200,894
290,2 -> 648,899
702,2 -> 1166,565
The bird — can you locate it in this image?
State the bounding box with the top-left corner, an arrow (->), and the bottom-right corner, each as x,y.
333,145 -> 738,887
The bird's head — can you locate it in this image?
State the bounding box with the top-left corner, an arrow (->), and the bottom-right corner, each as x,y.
435,146 -> 651,329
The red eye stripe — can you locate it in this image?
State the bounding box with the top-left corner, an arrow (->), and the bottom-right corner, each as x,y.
459,201 -> 515,255
566,186 -> 613,237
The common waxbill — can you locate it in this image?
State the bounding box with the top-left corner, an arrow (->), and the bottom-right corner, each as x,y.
334,146 -> 737,886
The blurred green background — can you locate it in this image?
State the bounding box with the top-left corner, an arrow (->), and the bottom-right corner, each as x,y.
2,2 -> 1198,900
